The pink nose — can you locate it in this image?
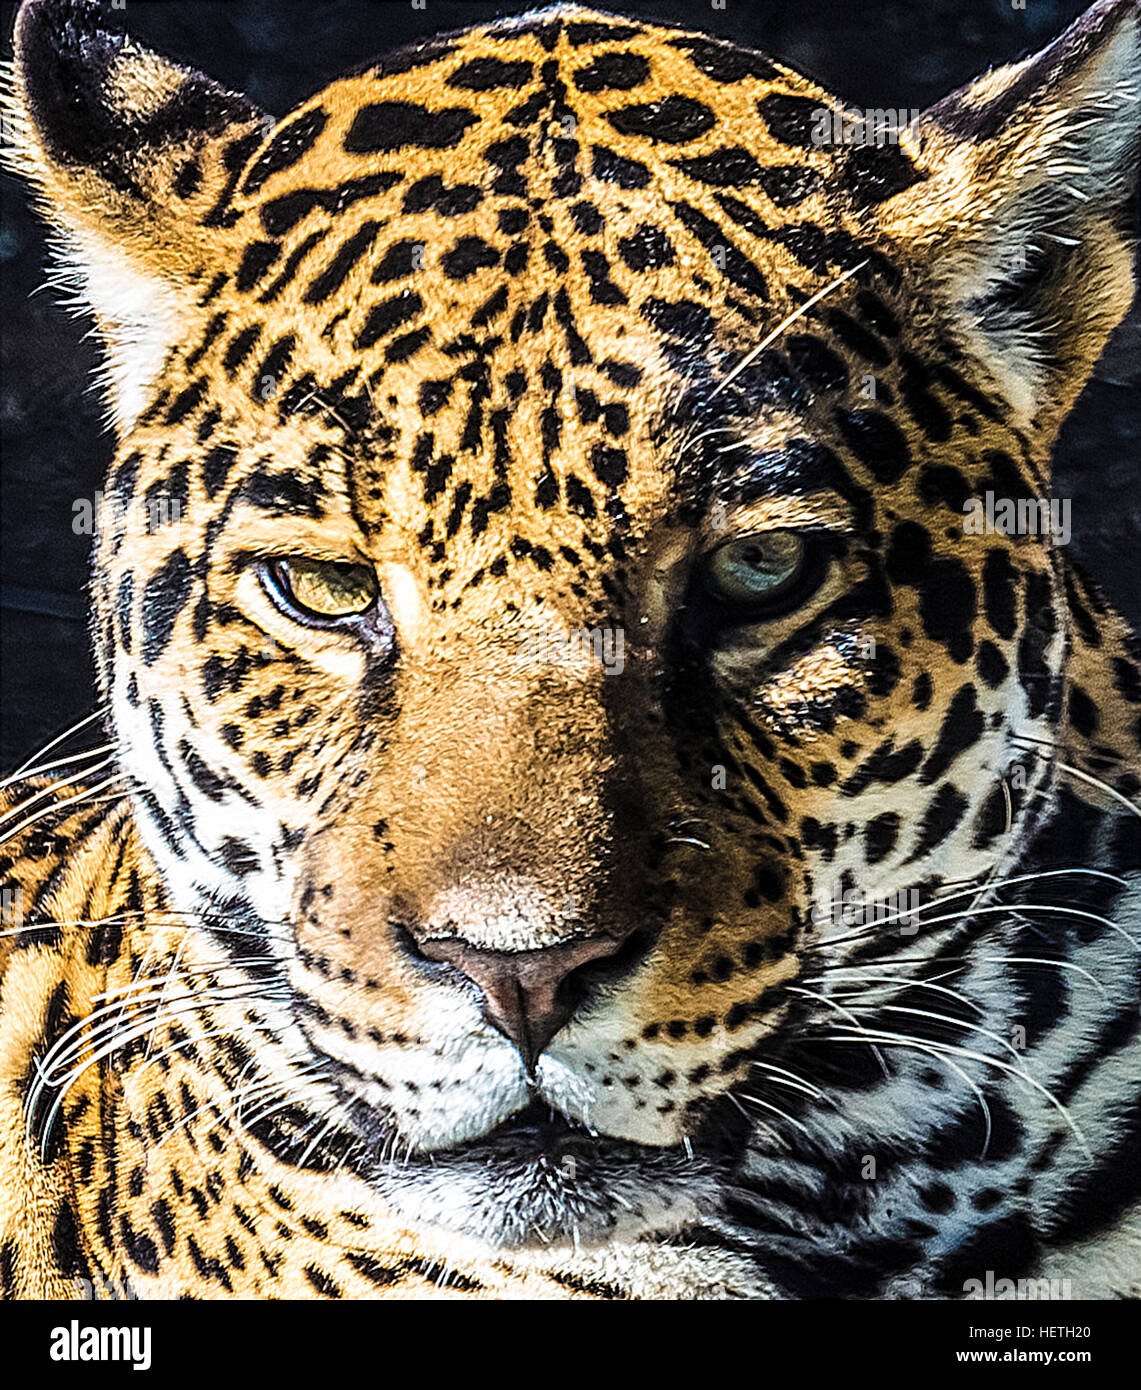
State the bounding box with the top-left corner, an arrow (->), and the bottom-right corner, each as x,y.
417,934 -> 624,1073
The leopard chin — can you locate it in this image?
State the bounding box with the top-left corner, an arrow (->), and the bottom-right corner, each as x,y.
367,1102 -> 723,1250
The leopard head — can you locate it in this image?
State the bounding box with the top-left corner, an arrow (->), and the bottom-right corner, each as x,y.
10,0 -> 1139,1247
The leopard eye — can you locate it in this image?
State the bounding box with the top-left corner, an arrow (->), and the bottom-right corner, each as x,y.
705,531 -> 812,610
266,558 -> 379,622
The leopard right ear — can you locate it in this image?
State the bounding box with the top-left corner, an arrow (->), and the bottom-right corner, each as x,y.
5,0 -> 271,430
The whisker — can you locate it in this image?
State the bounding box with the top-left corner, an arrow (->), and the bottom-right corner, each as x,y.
4,709 -> 107,782
0,758 -> 116,830
815,1029 -> 1091,1160
0,743 -> 114,791
786,985 -> 889,1076
0,775 -> 124,845
710,260 -> 868,399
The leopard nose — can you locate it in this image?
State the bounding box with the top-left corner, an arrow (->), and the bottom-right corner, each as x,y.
416,934 -> 624,1074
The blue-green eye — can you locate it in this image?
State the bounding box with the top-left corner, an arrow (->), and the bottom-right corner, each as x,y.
705,531 -> 814,609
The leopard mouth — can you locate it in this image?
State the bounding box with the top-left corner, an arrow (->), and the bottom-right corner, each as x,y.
364,1098 -> 723,1249
444,1098 -> 635,1164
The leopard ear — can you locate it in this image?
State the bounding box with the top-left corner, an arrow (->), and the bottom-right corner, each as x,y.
878,0 -> 1140,433
6,0 -> 270,431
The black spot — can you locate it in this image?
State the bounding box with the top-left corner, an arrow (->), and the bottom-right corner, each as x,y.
568,201 -> 602,236
304,1264 -> 342,1297
235,240 -> 281,293
441,236 -> 500,281
303,221 -> 380,303
242,467 -> 323,517
580,249 -> 626,305
787,334 -> 848,394
1113,657 -> 1141,704
202,443 -> 239,499
841,739 -> 924,796
919,559 -> 976,664
243,107 -> 328,194
219,837 -> 259,876
760,165 -> 822,205
370,239 -> 425,284
574,53 -> 650,92
906,781 -> 969,860
344,102 -> 477,153
402,175 -> 482,218
607,96 -> 716,144
174,158 -> 202,198
120,1215 -> 160,1275
591,144 -> 650,188
165,377 -> 208,427
223,325 -> 262,375
617,224 -> 674,271
670,36 -> 777,83
834,410 -> 911,484
864,812 -> 901,864
932,1214 -> 1037,1295
827,308 -> 891,367
901,355 -> 952,442
253,334 -> 296,398
885,523 -> 932,586
970,782 -> 1009,848
668,200 -> 768,297
976,640 -> 1009,688
841,141 -> 925,208
447,57 -> 532,90
590,444 -> 628,488
259,173 -> 401,237
51,1203 -> 91,1280
918,1181 -> 956,1215
918,463 -> 970,511
982,549 -> 1017,640
641,296 -> 713,341
756,92 -> 826,148
354,292 -> 424,349
566,476 -> 597,519
671,146 -> 764,186
565,20 -> 643,45
142,550 -> 193,664
919,684 -> 984,785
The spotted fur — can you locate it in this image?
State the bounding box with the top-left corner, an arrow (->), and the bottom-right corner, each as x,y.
1,0 -> 1140,1300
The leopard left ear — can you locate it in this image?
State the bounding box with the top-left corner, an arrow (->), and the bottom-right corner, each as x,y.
5,0 -> 271,432
878,0 -> 1140,433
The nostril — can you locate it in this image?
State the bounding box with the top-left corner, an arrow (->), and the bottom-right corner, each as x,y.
415,933 -> 626,1073
389,918 -> 466,981
552,923 -> 657,1016
390,919 -> 431,963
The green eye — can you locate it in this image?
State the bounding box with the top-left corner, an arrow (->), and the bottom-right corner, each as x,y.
705,531 -> 814,609
269,558 -> 378,621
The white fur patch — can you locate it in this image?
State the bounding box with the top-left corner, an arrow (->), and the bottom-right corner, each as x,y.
46,225 -> 185,433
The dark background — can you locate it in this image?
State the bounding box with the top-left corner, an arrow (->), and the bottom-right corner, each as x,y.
1,0 -> 1138,770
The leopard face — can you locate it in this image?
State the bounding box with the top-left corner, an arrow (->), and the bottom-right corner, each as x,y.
8,0 -> 1140,1265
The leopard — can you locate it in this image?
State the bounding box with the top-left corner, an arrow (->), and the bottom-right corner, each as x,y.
1,0 -> 1139,1301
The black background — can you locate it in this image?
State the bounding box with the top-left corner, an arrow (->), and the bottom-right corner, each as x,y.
1,0 -> 1138,771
